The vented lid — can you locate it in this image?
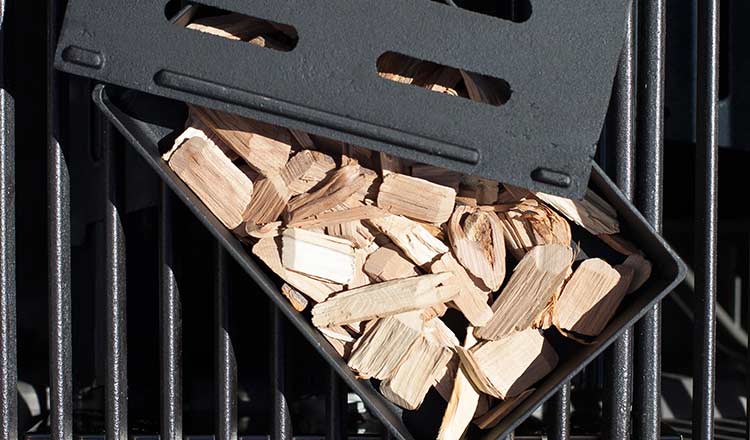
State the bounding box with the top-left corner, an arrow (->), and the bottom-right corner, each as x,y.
55,0 -> 630,198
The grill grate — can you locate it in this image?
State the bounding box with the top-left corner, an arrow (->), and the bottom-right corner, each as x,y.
0,0 -> 734,439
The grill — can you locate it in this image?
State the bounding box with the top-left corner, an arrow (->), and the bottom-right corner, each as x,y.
0,0 -> 736,439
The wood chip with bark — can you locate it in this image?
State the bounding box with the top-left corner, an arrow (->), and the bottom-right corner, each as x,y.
458,329 -> 558,399
535,189 -> 620,235
475,244 -> 573,341
311,273 -> 457,327
252,237 -> 341,303
448,206 -> 506,290
168,137 -> 254,229
281,228 -> 355,285
190,105 -> 292,176
553,259 -> 634,338
431,253 -> 493,327
493,199 -> 572,260
377,173 -> 456,224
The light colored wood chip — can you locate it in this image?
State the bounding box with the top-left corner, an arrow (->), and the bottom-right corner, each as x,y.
349,249 -> 372,289
289,204 -> 386,228
281,150 -> 336,195
473,389 -> 535,429
165,112 -> 239,161
364,244 -> 421,282
326,219 -> 376,249
493,199 -> 572,260
554,259 -> 634,338
378,173 -> 456,224
321,329 -> 355,358
168,137 -> 253,229
237,163 -> 260,182
311,273 -> 457,327
380,335 -> 453,410
281,228 -> 355,285
190,105 -> 292,176
437,330 -> 481,440
246,220 -> 282,239
476,244 -> 573,341
535,189 -> 620,235
369,215 -> 449,269
348,312 -> 423,379
242,173 -> 290,225
619,253 -> 651,293
598,233 -> 641,256
319,325 -> 356,343
286,165 -> 371,224
281,283 -> 309,312
448,206 -> 506,291
460,176 -> 499,205
411,164 -> 462,192
459,329 -> 557,399
422,303 -> 449,321
252,237 -> 341,302
431,253 -> 492,327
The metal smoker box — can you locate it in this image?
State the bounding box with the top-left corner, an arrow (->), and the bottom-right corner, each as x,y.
54,0 -> 686,438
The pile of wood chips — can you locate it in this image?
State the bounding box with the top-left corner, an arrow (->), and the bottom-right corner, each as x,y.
163,13 -> 655,439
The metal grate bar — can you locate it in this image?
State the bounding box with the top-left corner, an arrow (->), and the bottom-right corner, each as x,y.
545,382 -> 571,440
104,117 -> 128,440
692,0 -> 719,438
160,185 -> 183,440
215,246 -> 238,440
602,0 -> 636,438
633,0 -> 666,438
327,370 -> 343,440
47,0 -> 73,437
271,306 -> 291,440
0,0 -> 16,436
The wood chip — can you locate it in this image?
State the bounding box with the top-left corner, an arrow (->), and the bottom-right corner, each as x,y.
242,173 -> 290,225
380,335 -> 453,410
460,176 -> 499,205
448,206 -> 506,291
252,237 -> 341,303
535,189 -> 620,235
476,244 -> 573,341
190,105 -> 292,176
378,173 -> 456,224
411,164 -> 462,192
311,273 -> 457,327
168,137 -> 253,229
281,283 -> 309,312
437,329 -> 482,440
379,152 -> 408,176
348,312 -> 423,379
349,249 -> 372,289
289,129 -> 315,149
494,199 -> 572,260
473,389 -> 535,429
246,221 -> 282,239
164,112 -> 239,161
598,233 -> 640,256
554,259 -> 633,338
369,215 -> 449,269
460,71 -> 510,106
286,165 -> 371,224
281,150 -> 336,195
281,228 -> 355,285
289,204 -> 385,228
364,244 -> 421,282
458,329 -> 557,399
431,253 -> 493,327
619,253 -> 651,293
187,13 -> 276,41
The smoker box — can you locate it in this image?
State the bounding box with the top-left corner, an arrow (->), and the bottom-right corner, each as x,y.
92,84 -> 686,440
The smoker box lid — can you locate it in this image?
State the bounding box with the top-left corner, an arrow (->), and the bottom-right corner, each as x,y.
54,0 -> 630,198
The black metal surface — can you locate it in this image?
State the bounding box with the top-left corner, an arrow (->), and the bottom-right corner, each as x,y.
103,115 -> 128,440
545,383 -> 570,440
0,0 -> 15,436
693,0 -> 719,439
271,307 -> 291,440
633,0 -> 666,438
602,1 -> 637,438
92,83 -> 686,440
47,0 -> 73,437
159,184 -> 183,440
215,246 -> 238,440
52,0 -> 632,198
